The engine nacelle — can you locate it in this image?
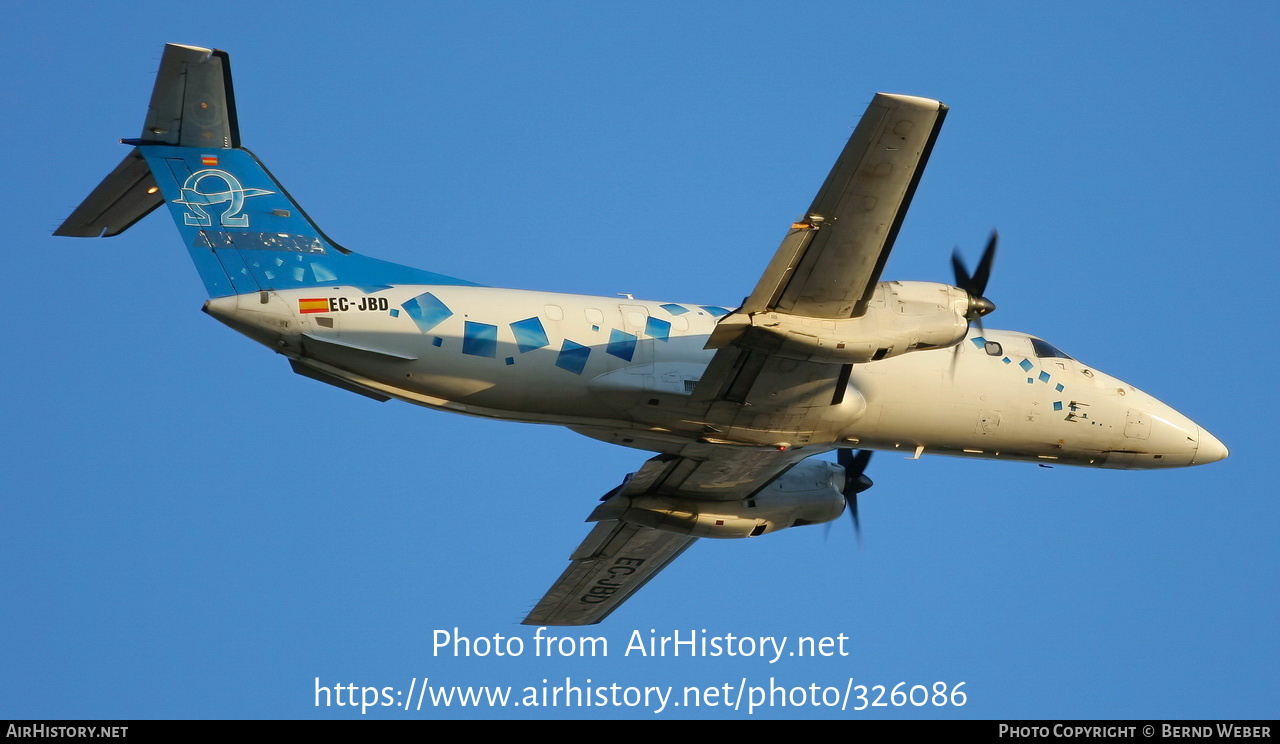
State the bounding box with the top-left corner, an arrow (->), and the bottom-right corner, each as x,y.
707,281 -> 970,364
592,459 -> 848,539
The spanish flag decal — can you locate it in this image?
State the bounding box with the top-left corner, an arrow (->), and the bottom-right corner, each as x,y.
200,155 -> 219,166
298,298 -> 330,314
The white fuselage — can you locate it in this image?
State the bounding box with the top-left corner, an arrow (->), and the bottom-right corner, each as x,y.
205,282 -> 1226,470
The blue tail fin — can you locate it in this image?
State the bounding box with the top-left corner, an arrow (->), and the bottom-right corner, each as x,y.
57,43 -> 474,297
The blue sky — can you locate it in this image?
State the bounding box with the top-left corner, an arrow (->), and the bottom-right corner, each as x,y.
3,1 -> 1276,720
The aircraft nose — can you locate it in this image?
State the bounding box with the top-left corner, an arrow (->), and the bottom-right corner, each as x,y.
1194,427 -> 1229,465
1110,395 -> 1224,469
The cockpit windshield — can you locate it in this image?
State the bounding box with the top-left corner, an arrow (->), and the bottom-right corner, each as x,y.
1030,337 -> 1073,360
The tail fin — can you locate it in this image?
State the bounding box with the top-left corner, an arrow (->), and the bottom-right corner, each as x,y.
55,44 -> 236,239
57,44 -> 473,297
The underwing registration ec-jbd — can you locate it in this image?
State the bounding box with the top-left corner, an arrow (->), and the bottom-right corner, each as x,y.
57,44 -> 1227,625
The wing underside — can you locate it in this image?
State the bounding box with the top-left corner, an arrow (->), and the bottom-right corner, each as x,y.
741,93 -> 948,319
523,519 -> 696,626
524,446 -> 812,625
695,93 -> 947,427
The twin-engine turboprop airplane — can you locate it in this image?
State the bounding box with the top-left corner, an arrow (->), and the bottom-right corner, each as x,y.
58,44 -> 1227,625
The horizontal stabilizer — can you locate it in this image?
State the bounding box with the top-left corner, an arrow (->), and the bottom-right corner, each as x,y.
53,149 -> 161,237
56,43 -> 238,238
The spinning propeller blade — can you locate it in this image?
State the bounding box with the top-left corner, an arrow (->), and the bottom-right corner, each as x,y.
949,230 -> 999,376
836,449 -> 874,543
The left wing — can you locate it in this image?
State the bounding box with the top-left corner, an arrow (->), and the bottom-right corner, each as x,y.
525,446 -> 812,625
524,519 -> 695,626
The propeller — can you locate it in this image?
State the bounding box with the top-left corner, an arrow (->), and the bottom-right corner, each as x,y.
951,229 -> 999,336
836,449 -> 874,543
948,230 -> 999,377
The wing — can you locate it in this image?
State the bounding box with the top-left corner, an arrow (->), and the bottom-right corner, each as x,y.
529,95 -> 948,624
695,94 -> 947,428
740,93 -> 947,319
523,520 -> 695,626
525,446 -> 812,625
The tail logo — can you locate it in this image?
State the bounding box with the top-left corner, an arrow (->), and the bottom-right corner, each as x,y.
174,169 -> 274,228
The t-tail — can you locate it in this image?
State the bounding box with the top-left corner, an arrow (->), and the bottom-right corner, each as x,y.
56,43 -> 474,297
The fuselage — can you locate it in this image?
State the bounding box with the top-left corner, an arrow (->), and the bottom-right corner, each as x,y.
205,282 -> 1227,471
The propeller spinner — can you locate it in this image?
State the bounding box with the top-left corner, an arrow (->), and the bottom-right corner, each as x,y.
836,449 -> 874,542
948,231 -> 999,378
951,229 -> 999,334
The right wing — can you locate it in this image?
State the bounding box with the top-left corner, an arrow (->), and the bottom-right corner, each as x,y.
696,93 -> 947,426
737,93 -> 947,320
